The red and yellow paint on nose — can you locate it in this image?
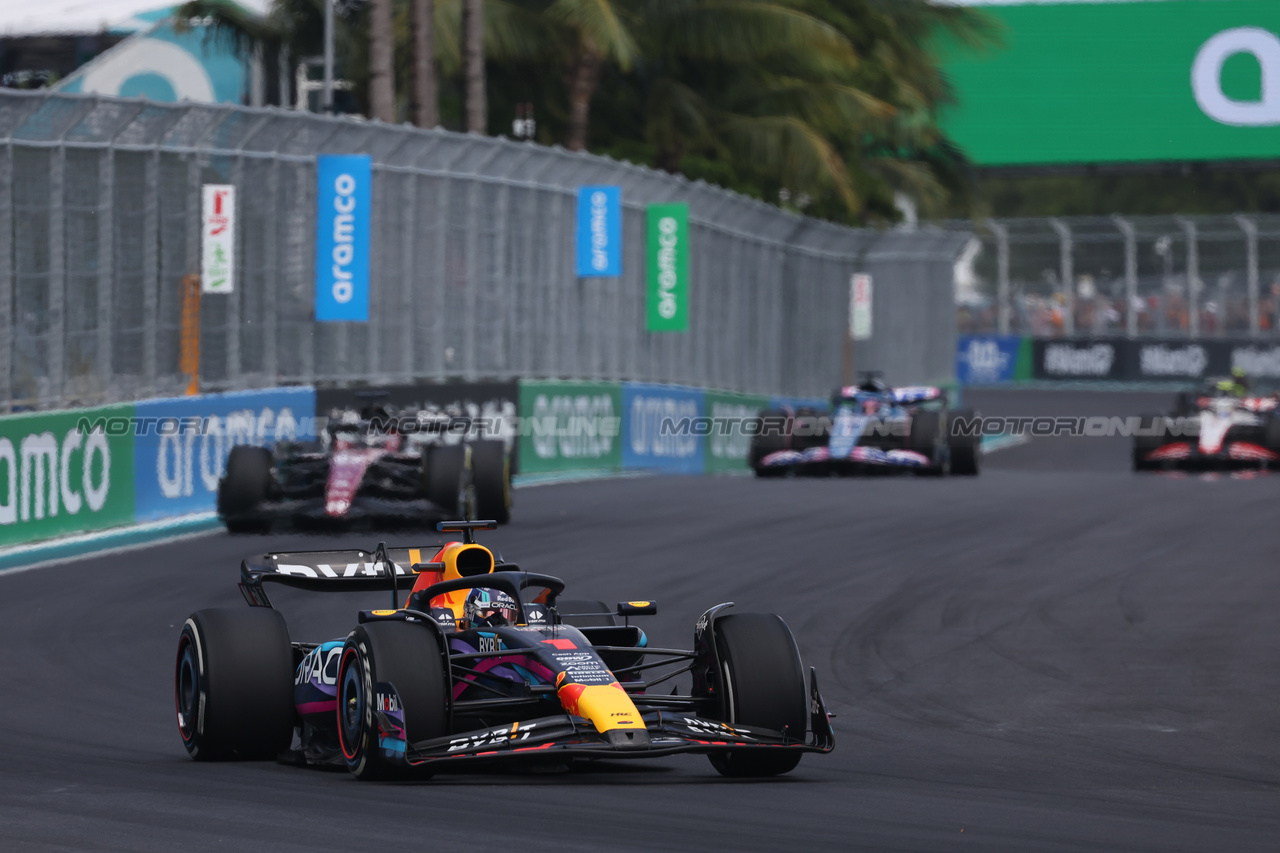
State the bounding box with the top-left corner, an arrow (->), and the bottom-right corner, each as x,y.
556,678 -> 645,733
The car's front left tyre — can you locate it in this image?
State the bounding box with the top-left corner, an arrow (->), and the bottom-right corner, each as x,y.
707,613 -> 808,778
175,608 -> 295,761
337,621 -> 449,780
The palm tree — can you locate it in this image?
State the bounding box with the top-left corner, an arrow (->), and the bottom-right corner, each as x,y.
410,0 -> 439,127
462,0 -> 486,132
368,0 -> 396,121
543,0 -> 638,150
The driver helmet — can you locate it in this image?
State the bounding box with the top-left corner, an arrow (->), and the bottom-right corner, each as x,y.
1216,378 -> 1235,394
861,398 -> 881,415
464,588 -> 519,628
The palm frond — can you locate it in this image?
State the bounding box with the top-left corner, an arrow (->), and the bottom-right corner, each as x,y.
545,0 -> 639,68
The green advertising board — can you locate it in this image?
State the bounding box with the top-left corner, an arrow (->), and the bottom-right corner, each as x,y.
0,404 -> 136,548
517,381 -> 623,474
647,204 -> 689,332
704,390 -> 769,474
939,0 -> 1280,165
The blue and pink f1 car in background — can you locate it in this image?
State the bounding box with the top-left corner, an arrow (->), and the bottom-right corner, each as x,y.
749,375 -> 981,477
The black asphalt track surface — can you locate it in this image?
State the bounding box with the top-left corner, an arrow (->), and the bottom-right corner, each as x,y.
1,389 -> 1277,852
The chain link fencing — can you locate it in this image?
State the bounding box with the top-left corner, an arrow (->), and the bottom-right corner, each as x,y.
0,90 -> 969,412
948,215 -> 1280,339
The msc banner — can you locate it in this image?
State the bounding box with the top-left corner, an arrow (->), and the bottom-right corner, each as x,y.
0,404 -> 135,548
1028,337 -> 1280,382
622,383 -> 705,475
517,381 -> 623,475
133,387 -> 316,520
315,154 -> 371,322
575,186 -> 622,277
647,203 -> 689,332
957,335 -> 1031,385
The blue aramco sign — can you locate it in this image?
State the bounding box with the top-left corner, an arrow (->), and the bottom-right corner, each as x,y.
315,154 -> 372,322
576,186 -> 622,277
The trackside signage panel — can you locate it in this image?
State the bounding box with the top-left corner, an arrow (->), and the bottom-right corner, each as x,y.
621,383 -> 705,475
201,184 -> 235,294
0,405 -> 135,548
956,335 -> 1029,385
133,387 -> 317,521
939,1 -> 1280,165
315,154 -> 371,321
647,204 -> 689,332
517,381 -> 623,474
575,186 -> 622,277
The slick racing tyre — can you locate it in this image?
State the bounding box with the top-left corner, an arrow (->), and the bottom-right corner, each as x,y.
337,621 -> 448,780
908,409 -> 946,475
947,408 -> 981,476
748,409 -> 791,478
470,439 -> 512,524
1263,414 -> 1280,468
1133,413 -> 1165,471
556,599 -> 618,627
708,613 -> 808,778
175,608 -> 295,761
217,446 -> 273,533
790,407 -> 829,454
424,443 -> 470,518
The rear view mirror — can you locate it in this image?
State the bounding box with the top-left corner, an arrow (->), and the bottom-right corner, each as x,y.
616,601 -> 657,617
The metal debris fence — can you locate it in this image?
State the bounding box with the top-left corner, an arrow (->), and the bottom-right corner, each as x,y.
0,90 -> 968,412
948,215 -> 1280,339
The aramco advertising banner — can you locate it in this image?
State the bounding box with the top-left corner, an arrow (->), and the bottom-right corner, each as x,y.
133,388 -> 317,520
938,1 -> 1280,165
622,383 -> 705,475
517,381 -> 623,474
0,405 -> 135,548
576,186 -> 622,277
647,204 -> 689,332
315,154 -> 372,321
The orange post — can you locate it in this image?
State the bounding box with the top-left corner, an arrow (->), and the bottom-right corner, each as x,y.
180,274 -> 201,396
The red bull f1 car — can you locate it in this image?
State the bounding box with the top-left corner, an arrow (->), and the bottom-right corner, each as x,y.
174,521 -> 834,779
1133,379 -> 1280,471
750,376 -> 980,477
217,399 -> 510,533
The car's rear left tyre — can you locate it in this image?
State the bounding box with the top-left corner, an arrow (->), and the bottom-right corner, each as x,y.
707,613 -> 808,778
1262,414 -> 1280,468
748,408 -> 791,477
1133,413 -> 1165,471
424,443 -> 470,517
556,599 -> 618,628
947,408 -> 981,476
217,446 -> 273,533
470,439 -> 511,524
909,409 -> 946,475
337,621 -> 449,780
175,608 -> 295,761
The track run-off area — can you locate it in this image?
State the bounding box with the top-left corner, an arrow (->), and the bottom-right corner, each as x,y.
1,389 -> 1277,852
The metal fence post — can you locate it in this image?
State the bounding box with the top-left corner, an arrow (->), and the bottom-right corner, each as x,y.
1113,216 -> 1138,338
989,220 -> 1010,334
47,143 -> 65,405
97,147 -> 114,397
1176,216 -> 1199,338
1050,218 -> 1074,336
263,157 -> 281,382
0,142 -> 11,411
142,149 -> 160,397
1236,214 -> 1259,336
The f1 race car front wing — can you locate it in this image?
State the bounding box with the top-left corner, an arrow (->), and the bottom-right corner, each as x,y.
395,668 -> 836,769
